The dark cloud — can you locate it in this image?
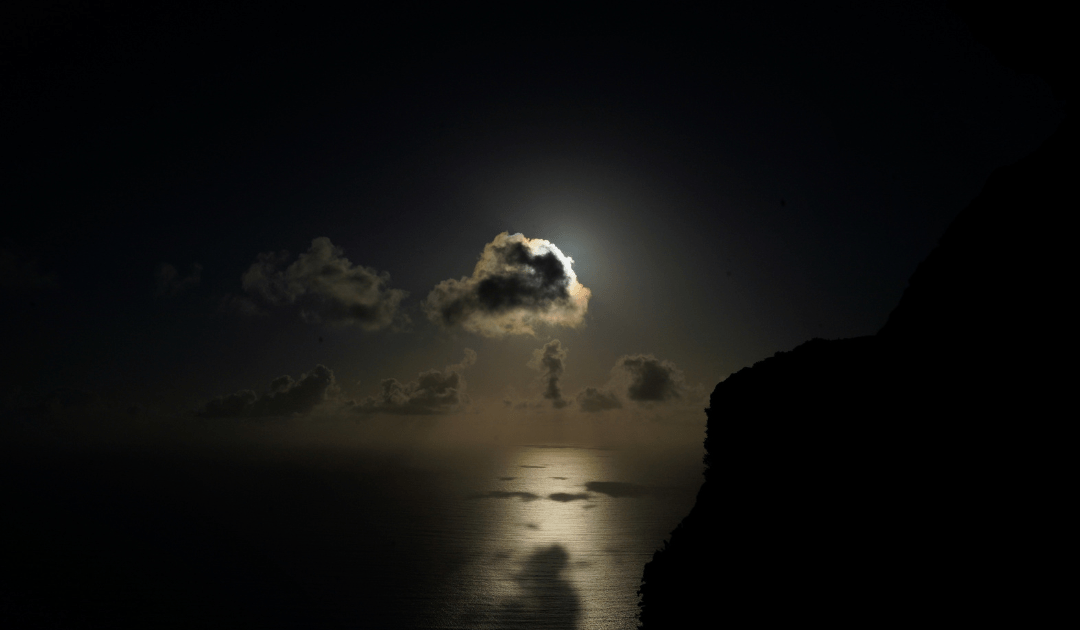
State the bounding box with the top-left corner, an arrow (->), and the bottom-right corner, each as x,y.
352,349 -> 475,416
423,232 -> 591,337
571,354 -> 685,412
576,387 -> 623,413
156,262 -> 202,296
242,237 -> 407,330
198,365 -> 338,418
529,340 -> 569,409
548,493 -> 590,502
584,481 -> 650,498
470,490 -> 541,502
618,355 -> 685,402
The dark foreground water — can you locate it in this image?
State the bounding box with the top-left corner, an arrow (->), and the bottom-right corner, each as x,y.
3,434 -> 703,629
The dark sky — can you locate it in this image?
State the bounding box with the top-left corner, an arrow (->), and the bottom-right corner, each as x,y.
1,1 -> 1063,430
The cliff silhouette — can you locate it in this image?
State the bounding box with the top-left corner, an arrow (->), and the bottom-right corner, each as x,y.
639,3 -> 1069,626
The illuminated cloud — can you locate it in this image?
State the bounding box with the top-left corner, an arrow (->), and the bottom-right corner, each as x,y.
576,387 -> 623,413
423,232 -> 591,337
242,237 -> 407,330
353,349 -> 476,415
198,365 -> 338,418
529,340 -> 569,409
618,354 -> 685,402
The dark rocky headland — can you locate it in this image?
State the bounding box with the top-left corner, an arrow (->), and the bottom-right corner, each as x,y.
639,3 -> 1070,626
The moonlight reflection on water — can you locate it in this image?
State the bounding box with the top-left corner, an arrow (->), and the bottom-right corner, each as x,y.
440,445 -> 700,630
2,435 -> 701,629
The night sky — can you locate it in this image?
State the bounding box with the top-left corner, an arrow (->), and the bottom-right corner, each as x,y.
2,1 -> 1063,436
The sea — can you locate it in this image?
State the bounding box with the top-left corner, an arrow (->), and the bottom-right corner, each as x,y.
4,428 -> 705,629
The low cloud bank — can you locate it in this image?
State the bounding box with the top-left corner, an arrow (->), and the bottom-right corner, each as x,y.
351,349 -> 476,416
198,365 -> 338,418
576,387 -> 623,412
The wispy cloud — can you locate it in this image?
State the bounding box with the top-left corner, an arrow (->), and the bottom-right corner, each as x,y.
156,262 -> 202,296
242,237 -> 407,330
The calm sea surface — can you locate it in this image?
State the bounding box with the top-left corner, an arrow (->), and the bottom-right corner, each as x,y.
233,442 -> 705,629
6,435 -> 704,629
413,445 -> 703,629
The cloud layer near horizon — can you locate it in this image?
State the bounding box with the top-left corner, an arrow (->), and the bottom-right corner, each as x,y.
198,365 -> 338,418
351,349 -> 476,415
242,237 -> 407,329
423,233 -> 591,337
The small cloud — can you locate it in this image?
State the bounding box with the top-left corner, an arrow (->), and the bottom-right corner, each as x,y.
423,232 -> 591,337
242,237 -> 407,330
529,339 -> 569,409
351,349 -> 476,416
156,262 -> 202,296
576,387 -> 623,413
197,365 -> 338,418
571,354 -> 685,412
617,354 -> 685,402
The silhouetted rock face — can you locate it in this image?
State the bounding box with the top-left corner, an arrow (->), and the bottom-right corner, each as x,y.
639,5 -> 1069,623
640,130 -> 1068,627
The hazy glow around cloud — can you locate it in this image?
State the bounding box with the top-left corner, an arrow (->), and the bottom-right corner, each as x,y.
424,232 -> 592,337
